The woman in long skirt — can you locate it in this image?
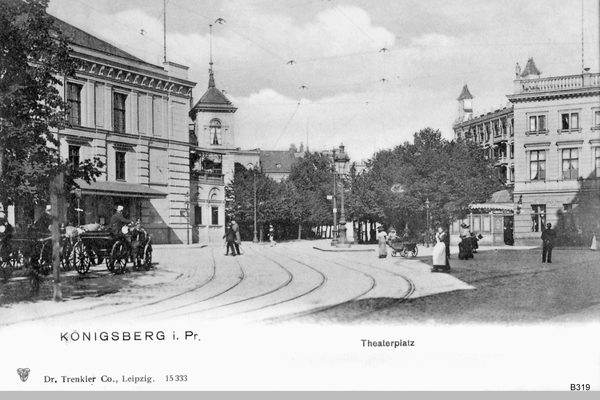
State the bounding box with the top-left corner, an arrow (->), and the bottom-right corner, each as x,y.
432,226 -> 450,272
377,226 -> 388,258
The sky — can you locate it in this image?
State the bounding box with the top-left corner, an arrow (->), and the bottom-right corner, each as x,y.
47,0 -> 600,162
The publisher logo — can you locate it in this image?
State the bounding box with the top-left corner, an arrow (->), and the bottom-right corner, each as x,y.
17,368 -> 30,382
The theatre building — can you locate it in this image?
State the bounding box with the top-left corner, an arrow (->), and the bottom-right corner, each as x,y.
44,17 -> 196,244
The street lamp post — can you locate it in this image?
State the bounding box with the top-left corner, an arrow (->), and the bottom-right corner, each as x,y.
425,198 -> 430,248
335,144 -> 350,248
331,158 -> 338,246
253,168 -> 259,243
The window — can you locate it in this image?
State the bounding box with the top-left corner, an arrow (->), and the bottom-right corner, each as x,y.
113,92 -> 127,133
211,206 -> 219,225
210,119 -> 222,145
561,148 -> 578,180
530,150 -> 546,180
531,205 -> 546,232
194,205 -> 202,225
528,115 -> 546,133
561,112 -> 579,131
67,83 -> 82,126
595,147 -> 600,177
68,145 -> 80,173
510,143 -> 514,159
115,151 -> 126,181
510,166 -> 515,183
594,110 -> 600,129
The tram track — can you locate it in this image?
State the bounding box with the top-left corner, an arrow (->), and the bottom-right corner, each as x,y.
0,247 -> 219,326
162,245 -> 297,319
262,249 -> 380,324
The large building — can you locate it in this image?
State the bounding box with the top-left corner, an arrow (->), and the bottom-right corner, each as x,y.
50,17 -> 197,245
508,60 -> 600,246
453,58 -> 600,246
452,85 -> 516,246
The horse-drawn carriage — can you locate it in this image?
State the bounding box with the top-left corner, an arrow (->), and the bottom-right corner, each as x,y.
72,223 -> 153,275
0,222 -> 152,281
0,229 -> 58,281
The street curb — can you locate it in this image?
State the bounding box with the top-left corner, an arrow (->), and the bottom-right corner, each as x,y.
313,246 -> 375,252
152,244 -> 208,250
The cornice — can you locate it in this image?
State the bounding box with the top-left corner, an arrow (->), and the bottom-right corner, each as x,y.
71,54 -> 195,98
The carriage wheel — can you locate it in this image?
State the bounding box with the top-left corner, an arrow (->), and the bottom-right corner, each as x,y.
142,243 -> 152,271
400,247 -> 408,257
0,243 -> 13,282
60,240 -> 74,271
12,250 -> 26,270
110,241 -> 128,274
73,241 -> 91,275
411,245 -> 418,257
38,241 -> 53,276
391,250 -> 398,258
105,256 -> 114,272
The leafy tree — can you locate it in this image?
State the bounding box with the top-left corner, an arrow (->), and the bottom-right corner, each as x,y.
1,0 -> 103,299
0,0 -> 102,208
355,127 -> 504,235
287,152 -> 334,229
225,163 -> 281,240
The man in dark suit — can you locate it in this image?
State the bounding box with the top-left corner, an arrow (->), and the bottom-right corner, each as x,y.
110,205 -> 131,237
541,223 -> 557,263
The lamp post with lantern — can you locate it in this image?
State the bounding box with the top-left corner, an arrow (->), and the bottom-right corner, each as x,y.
330,150 -> 338,246
335,144 -> 351,248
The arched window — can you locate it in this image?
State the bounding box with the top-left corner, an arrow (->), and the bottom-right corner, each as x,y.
210,119 -> 222,145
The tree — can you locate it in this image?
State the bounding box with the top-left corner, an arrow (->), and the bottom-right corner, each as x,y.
1,0 -> 103,300
358,127 -> 504,234
1,0 -> 103,204
287,152 -> 334,231
225,163 -> 281,240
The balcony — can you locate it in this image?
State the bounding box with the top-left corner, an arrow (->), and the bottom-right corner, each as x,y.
193,171 -> 224,185
514,72 -> 600,94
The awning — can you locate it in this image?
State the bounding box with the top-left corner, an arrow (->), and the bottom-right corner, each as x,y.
74,179 -> 168,198
469,203 -> 514,212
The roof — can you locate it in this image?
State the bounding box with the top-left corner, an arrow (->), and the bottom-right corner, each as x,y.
51,16 -> 157,68
468,189 -> 514,212
457,84 -> 474,100
489,189 -> 512,203
259,150 -> 301,173
74,179 -> 167,198
193,69 -> 236,111
521,58 -> 541,78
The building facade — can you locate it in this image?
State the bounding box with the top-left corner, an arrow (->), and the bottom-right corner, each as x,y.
452,85 -> 516,245
37,18 -> 196,244
508,62 -> 600,246
454,58 -> 600,246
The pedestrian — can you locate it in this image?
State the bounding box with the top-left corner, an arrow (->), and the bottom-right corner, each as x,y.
442,225 -> 451,260
0,207 -> 14,238
432,226 -> 450,272
458,223 -> 474,260
223,223 -> 236,256
231,220 -> 242,255
541,222 -> 556,263
33,205 -> 53,233
377,225 -> 387,258
268,224 -> 276,246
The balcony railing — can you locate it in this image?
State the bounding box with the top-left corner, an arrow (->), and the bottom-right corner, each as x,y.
193,171 -> 224,185
515,72 -> 600,94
